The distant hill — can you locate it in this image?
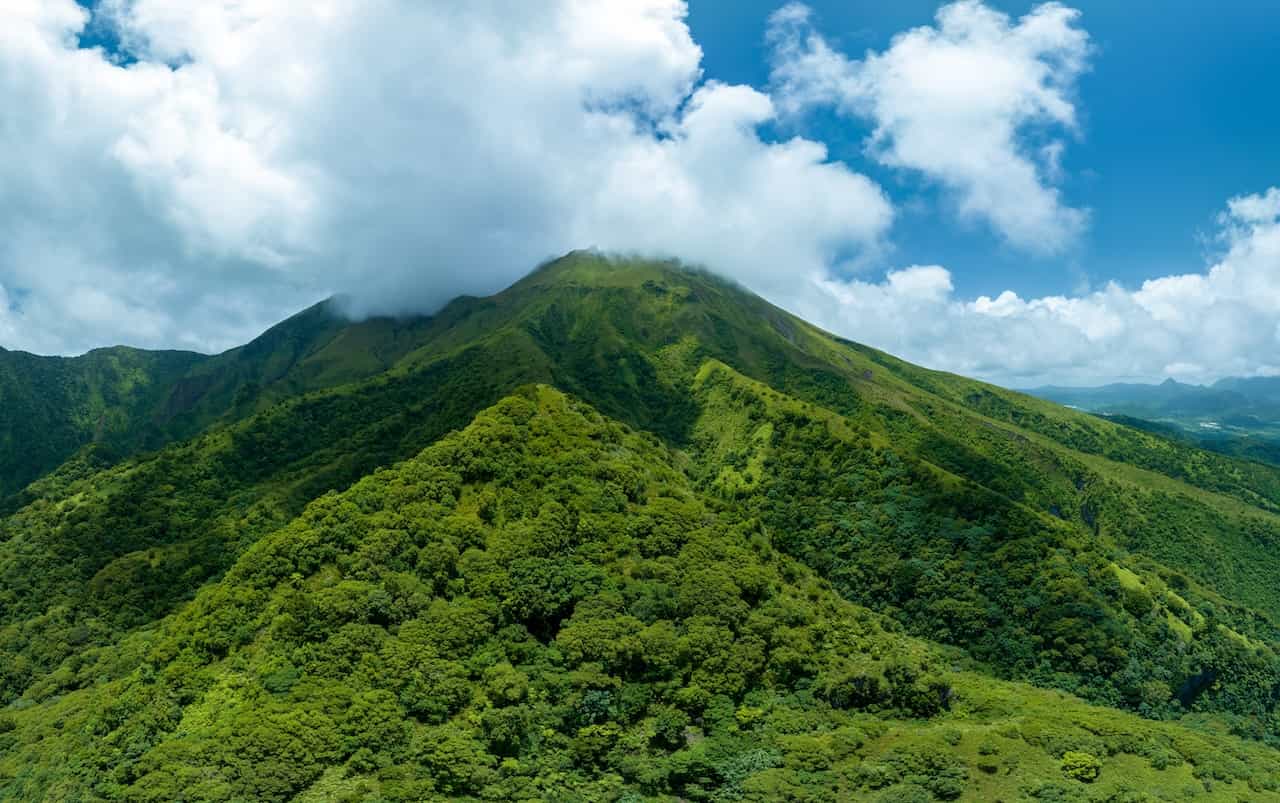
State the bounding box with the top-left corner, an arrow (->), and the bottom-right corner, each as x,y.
1027,376 -> 1280,419
3,253 -> 1280,799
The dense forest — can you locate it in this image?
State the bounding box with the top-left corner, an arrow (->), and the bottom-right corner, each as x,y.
3,254 -> 1280,800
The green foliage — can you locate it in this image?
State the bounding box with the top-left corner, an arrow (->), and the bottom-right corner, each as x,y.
0,387 -> 1276,801
0,388 -> 942,800
0,345 -> 202,498
1061,750 -> 1103,783
687,361 -> 1280,736
5,255 -> 1280,799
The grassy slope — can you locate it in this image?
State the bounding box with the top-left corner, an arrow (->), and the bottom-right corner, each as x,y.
687,359 -> 1280,730
1,387 -> 1275,801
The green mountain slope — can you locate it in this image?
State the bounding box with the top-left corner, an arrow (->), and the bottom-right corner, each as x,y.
150,298 -> 444,442
0,299 -> 440,502
3,387 -> 1276,801
0,345 -> 203,497
3,253 -> 1280,798
688,360 -> 1280,729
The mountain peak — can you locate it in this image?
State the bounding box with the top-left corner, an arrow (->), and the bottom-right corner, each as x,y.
517,250 -> 718,291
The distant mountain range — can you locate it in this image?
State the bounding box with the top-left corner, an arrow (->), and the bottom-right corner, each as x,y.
1026,376 -> 1280,465
1027,376 -> 1280,420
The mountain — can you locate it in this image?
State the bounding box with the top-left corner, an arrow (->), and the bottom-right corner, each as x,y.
1026,377 -> 1280,467
2,252 -> 1280,799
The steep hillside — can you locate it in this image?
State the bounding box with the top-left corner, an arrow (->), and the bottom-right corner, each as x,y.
150,298 -> 442,442
0,299 -> 439,502
3,388 -> 1276,801
688,360 -> 1280,733
0,345 -> 202,497
4,253 -> 1280,798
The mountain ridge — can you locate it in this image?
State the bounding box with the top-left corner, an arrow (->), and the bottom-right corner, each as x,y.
0,297 -> 446,499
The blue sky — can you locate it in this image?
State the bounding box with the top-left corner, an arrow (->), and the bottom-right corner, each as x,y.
688,0 -> 1280,301
2,1 -> 1279,386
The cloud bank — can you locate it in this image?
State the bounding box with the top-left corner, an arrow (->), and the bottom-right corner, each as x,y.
798,187 -> 1280,386
0,0 -> 889,354
0,1 -> 1276,388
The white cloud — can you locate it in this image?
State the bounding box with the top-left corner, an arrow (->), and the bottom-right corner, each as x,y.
4,1 -> 1278,390
1226,187 -> 1280,225
768,0 -> 1090,253
583,82 -> 892,295
795,188 -> 1280,386
0,0 -> 890,355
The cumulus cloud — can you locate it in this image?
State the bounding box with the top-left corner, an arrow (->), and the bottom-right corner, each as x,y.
796,188 -> 1280,386
0,0 -> 890,355
768,0 -> 1090,253
583,82 -> 892,295
3,1 -> 1277,389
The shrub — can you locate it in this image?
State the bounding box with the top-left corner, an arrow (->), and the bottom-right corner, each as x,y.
1061,750 -> 1102,783
875,785 -> 932,803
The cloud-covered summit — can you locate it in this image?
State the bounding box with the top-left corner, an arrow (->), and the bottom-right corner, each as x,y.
799,187 -> 1280,386
0,0 -> 889,355
0,1 -> 1276,387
